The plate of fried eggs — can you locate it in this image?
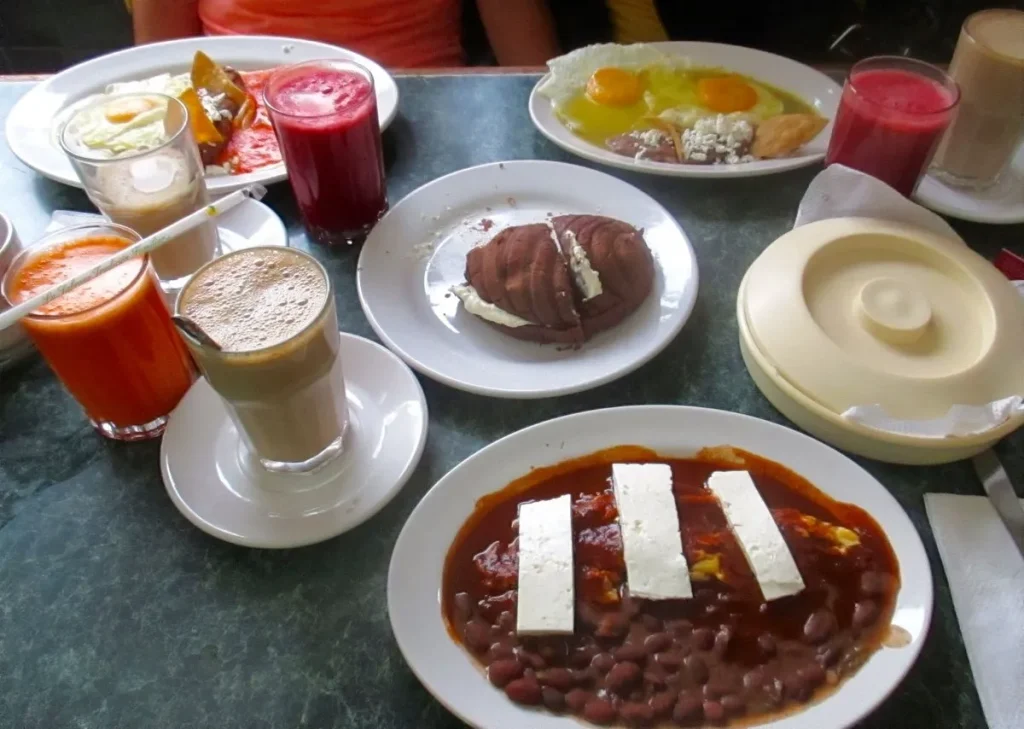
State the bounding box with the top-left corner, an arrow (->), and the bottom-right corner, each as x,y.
529,42 -> 842,178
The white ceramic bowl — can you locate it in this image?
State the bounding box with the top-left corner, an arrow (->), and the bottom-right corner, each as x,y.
0,213 -> 34,369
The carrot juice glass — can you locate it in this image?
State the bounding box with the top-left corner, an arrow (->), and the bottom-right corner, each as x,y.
1,223 -> 195,441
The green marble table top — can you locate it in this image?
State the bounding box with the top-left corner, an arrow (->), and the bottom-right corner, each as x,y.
1,76 -> 1021,729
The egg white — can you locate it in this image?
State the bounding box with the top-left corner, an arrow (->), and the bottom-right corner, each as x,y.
61,71 -> 231,158
537,43 -> 690,109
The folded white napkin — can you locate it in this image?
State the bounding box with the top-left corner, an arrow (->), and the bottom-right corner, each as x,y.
796,164 -> 961,240
925,493 -> 1024,729
794,165 -> 1024,439
45,210 -> 105,233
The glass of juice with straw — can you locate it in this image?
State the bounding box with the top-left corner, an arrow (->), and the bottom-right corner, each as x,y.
1,223 -> 195,440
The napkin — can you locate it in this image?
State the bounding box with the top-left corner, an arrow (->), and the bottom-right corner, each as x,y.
925,493 -> 1024,729
795,164 -> 960,240
45,210 -> 105,233
794,165 -> 1024,439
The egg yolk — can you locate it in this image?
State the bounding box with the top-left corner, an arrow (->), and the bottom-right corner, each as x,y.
697,76 -> 758,113
586,67 -> 644,107
103,97 -> 158,124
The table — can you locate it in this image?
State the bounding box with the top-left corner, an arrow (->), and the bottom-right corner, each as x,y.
1,73 -> 1021,729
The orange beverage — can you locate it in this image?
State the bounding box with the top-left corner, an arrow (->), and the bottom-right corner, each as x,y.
1,223 -> 195,440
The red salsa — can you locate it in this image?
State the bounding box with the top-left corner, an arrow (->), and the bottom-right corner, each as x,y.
217,69 -> 282,174
442,446 -> 899,727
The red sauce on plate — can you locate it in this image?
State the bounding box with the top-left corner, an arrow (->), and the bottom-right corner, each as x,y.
441,446 -> 900,727
218,69 -> 282,174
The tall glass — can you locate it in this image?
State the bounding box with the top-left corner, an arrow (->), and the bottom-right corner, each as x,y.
176,246 -> 348,474
1,223 -> 196,441
825,57 -> 960,196
930,9 -> 1024,189
264,60 -> 388,245
60,92 -> 220,289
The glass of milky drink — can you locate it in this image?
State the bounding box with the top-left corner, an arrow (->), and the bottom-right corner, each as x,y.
60,92 -> 220,289
931,9 -> 1024,189
175,246 -> 349,474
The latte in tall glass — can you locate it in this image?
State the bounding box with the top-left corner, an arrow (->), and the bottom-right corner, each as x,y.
177,246 -> 348,474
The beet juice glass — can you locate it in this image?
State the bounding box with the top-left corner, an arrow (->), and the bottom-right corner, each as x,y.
264,60 -> 388,245
825,57 -> 960,197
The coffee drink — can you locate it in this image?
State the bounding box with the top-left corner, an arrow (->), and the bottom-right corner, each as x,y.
931,9 -> 1024,188
177,247 -> 348,473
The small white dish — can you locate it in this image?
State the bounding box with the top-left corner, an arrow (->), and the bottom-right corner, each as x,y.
0,212 -> 33,369
915,146 -> 1024,224
216,197 -> 288,253
6,35 -> 399,194
160,333 -> 427,548
528,41 -> 842,179
357,160 -> 698,398
44,198 -> 285,252
388,405 -> 932,729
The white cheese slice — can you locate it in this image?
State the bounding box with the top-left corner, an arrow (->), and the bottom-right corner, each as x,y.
451,283 -> 533,328
562,229 -> 603,301
516,494 -> 575,635
611,463 -> 692,600
706,470 -> 805,601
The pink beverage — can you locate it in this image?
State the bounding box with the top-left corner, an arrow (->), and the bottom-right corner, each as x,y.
826,57 -> 959,196
264,60 -> 387,245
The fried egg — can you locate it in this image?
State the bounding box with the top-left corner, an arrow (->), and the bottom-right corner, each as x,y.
63,93 -> 172,156
61,72 -> 222,157
538,43 -> 789,147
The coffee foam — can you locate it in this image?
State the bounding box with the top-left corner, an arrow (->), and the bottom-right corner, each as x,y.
971,11 -> 1024,60
181,248 -> 328,352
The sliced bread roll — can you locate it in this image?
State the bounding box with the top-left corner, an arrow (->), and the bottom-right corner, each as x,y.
460,223 -> 585,346
551,214 -> 655,338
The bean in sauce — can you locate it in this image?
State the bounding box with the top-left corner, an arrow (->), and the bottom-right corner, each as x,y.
442,446 -> 899,727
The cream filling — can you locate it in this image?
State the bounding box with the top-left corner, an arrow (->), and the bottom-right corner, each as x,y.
451,284 -> 533,328
563,230 -> 603,301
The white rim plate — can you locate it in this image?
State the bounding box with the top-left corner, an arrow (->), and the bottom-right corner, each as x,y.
161,333 -> 427,548
216,197 -> 288,252
388,405 -> 932,729
529,41 -> 842,179
6,35 -> 400,194
915,145 -> 1024,224
357,160 -> 699,398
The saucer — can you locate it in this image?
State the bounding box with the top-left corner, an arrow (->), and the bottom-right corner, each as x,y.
217,198 -> 288,252
915,146 -> 1024,224
160,333 -> 428,548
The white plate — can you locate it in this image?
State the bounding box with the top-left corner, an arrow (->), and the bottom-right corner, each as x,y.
160,333 -> 427,548
915,145 -> 1024,224
529,41 -> 842,179
6,35 -> 400,194
357,160 -> 698,398
388,405 -> 932,729
216,197 -> 288,252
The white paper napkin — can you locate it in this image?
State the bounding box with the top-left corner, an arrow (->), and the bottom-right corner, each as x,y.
795,164 -> 960,240
925,493 -> 1024,729
794,165 -> 1024,439
45,210 -> 105,233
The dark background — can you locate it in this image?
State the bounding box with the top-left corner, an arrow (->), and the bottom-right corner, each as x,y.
1,0 -> 1022,72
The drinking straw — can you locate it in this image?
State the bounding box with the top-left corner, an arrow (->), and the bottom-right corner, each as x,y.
0,184 -> 267,331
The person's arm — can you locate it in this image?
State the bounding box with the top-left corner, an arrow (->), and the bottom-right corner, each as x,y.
132,0 -> 203,44
475,0 -> 561,65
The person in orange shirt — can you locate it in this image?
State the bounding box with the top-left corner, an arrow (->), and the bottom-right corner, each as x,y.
130,0 -> 562,68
